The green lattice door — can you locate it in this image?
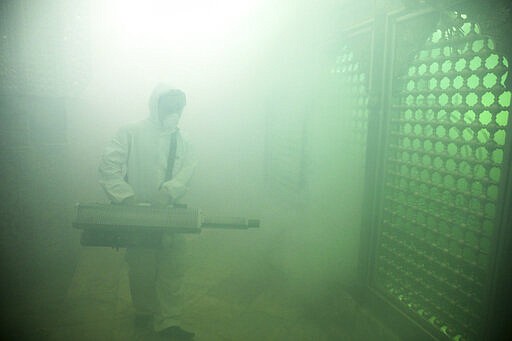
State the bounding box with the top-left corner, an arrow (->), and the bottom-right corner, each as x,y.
347,7 -> 512,341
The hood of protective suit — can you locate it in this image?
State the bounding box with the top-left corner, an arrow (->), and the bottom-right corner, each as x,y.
147,83 -> 183,125
99,83 -> 196,204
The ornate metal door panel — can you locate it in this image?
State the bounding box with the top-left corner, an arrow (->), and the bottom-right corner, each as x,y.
331,21 -> 373,164
356,5 -> 512,341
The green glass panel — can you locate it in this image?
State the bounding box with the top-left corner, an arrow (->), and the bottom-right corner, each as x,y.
447,143 -> 458,156
457,178 -> 468,191
483,220 -> 494,234
482,73 -> 497,88
432,171 -> 442,184
453,76 -> 464,89
485,203 -> 495,218
477,129 -> 490,144
475,146 -> 488,160
463,248 -> 477,263
450,110 -> 461,122
460,145 -> 472,158
424,125 -> 434,137
489,167 -> 501,182
471,40 -> 484,52
407,80 -> 415,91
431,48 -> 441,58
444,173 -> 456,185
451,93 -> 463,105
455,59 -> 466,72
434,142 -> 445,153
474,164 -> 486,178
404,123 -> 412,134
470,198 -> 481,210
436,126 -> 446,137
424,109 -> 435,121
427,94 -> 436,105
492,149 -> 503,163
432,30 -> 443,43
433,156 -> 444,169
498,92 -> 511,107
415,110 -> 422,120
441,60 -> 452,72
428,78 -> 438,89
469,56 -> 482,70
479,111 -> 492,125
487,185 -> 498,200
465,93 -> 478,106
421,169 -> 430,181
462,127 -> 474,141
467,231 -> 479,248
419,50 -> 429,59
482,92 -> 495,106
459,161 -> 471,174
464,110 -> 476,123
449,127 -> 460,138
471,181 -> 483,195
418,64 -> 427,75
485,54 -> 499,69
461,22 -> 472,35
467,74 -> 479,89
440,77 -> 450,89
494,130 -> 506,145
439,93 -> 449,105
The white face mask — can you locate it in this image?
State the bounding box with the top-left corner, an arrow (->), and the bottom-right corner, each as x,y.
162,113 -> 180,132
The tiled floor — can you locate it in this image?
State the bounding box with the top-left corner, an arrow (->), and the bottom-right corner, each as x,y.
26,203 -> 400,341
39,232 -> 400,341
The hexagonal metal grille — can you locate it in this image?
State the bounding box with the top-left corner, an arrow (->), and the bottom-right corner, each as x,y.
332,46 -> 370,154
375,21 -> 510,340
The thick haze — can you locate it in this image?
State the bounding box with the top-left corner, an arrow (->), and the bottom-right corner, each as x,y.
5,1 -> 510,339
68,0 -> 334,207
1,0 -> 374,325
69,0 -> 364,298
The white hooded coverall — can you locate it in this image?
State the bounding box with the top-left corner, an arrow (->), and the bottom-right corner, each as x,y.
98,84 -> 197,332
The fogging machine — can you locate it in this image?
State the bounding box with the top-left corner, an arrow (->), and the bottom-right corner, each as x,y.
73,203 -> 260,248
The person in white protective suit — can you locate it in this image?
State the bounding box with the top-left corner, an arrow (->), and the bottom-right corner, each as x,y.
98,84 -> 197,340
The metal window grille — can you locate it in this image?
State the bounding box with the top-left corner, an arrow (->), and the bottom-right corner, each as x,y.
374,19 -> 510,340
335,7 -> 511,340
331,43 -> 370,166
